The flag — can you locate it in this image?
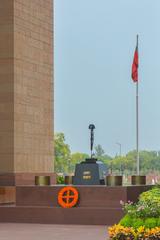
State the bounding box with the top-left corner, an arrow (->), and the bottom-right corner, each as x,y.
131,38 -> 139,82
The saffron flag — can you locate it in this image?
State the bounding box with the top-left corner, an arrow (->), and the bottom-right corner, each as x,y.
131,40 -> 138,82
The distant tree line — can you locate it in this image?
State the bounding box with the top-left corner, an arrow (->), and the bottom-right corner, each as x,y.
54,132 -> 160,176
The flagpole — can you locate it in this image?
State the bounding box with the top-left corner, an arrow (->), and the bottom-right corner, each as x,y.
136,80 -> 139,175
136,34 -> 139,175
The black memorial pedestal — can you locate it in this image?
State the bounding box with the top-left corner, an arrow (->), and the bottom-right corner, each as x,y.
73,158 -> 108,185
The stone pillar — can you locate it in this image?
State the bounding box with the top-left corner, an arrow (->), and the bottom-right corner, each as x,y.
0,0 -> 55,185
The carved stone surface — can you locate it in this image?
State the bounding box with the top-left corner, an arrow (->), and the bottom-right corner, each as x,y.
0,0 -> 54,184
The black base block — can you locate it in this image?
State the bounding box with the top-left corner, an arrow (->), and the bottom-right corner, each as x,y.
73,158 -> 107,185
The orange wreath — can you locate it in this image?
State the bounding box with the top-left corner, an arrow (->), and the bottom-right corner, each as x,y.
58,186 -> 79,208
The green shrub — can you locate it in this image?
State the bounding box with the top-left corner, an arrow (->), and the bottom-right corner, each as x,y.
120,215 -> 145,229
139,187 -> 160,202
56,175 -> 64,184
119,214 -> 133,227
137,187 -> 160,218
118,187 -> 160,231
157,218 -> 160,227
132,218 -> 144,229
144,218 -> 158,229
120,216 -> 159,229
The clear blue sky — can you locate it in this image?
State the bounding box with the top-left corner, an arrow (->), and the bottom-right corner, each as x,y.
54,0 -> 160,157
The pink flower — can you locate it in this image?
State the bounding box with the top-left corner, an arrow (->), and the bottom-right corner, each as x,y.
120,200 -> 124,205
128,200 -> 133,205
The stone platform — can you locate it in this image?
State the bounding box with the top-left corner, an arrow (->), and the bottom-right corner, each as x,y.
0,224 -> 107,240
0,185 -> 151,225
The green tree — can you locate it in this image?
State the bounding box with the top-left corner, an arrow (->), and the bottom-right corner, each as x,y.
95,144 -> 105,157
54,132 -> 71,173
125,150 -> 137,174
54,132 -> 160,177
94,144 -> 112,168
70,152 -> 89,172
139,150 -> 159,174
94,144 -> 112,160
112,156 -> 123,172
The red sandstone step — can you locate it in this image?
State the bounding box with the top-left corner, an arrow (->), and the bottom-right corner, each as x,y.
0,186 -> 151,225
0,187 -> 15,204
0,206 -> 123,225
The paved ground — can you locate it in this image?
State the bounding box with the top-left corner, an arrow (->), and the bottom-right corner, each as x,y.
0,223 -> 108,240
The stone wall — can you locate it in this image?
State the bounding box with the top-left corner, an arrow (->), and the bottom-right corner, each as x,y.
14,0 -> 54,173
0,0 -> 54,184
0,0 -> 14,172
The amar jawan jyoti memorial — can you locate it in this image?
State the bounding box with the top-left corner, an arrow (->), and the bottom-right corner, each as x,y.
0,0 -> 151,226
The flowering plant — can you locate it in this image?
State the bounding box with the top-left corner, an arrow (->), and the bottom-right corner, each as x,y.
109,225 -> 160,240
120,187 -> 160,218
108,187 -> 160,239
108,224 -> 135,240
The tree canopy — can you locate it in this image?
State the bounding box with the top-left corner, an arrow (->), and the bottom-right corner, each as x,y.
54,132 -> 160,176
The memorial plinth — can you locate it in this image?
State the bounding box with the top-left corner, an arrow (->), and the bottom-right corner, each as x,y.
0,185 -> 151,225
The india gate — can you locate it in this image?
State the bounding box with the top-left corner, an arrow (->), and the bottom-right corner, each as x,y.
0,0 -> 55,185
0,0 -> 152,227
